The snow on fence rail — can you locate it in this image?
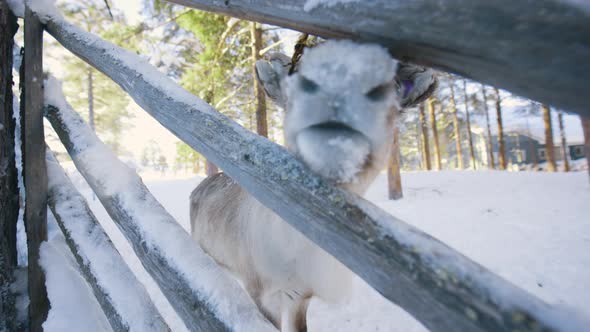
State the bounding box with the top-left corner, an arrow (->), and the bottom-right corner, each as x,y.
45,150 -> 170,332
167,0 -> 590,117
43,79 -> 277,332
32,5 -> 590,332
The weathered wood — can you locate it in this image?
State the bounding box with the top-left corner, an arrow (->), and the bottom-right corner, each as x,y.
167,0 -> 590,117
44,98 -> 276,331
23,5 -> 49,331
45,150 -> 170,332
0,2 -> 19,330
41,14 -> 590,332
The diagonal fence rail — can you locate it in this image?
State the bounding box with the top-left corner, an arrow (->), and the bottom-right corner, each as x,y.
45,150 -> 170,332
29,4 -> 590,332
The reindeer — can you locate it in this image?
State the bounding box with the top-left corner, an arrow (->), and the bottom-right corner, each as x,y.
190,40 -> 436,332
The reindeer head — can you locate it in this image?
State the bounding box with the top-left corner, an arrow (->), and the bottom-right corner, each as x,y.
256,40 -> 436,192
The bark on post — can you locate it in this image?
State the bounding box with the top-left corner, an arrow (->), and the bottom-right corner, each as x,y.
428,98 -> 442,170
542,105 -> 557,172
481,85 -> 495,169
449,84 -> 464,169
494,87 -> 507,170
582,116 -> 590,180
24,6 -> 49,331
418,103 -> 431,170
387,125 -> 403,200
463,80 -> 476,169
557,111 -> 570,172
0,3 -> 19,330
251,22 -> 267,137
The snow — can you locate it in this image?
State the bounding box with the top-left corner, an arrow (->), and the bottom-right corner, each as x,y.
43,76 -> 275,332
45,152 -> 168,331
85,170 -> 588,331
303,0 -> 360,12
41,233 -> 113,332
6,0 -> 24,17
12,92 -> 27,266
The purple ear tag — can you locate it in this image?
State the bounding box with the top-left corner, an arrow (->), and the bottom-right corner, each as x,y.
402,80 -> 414,98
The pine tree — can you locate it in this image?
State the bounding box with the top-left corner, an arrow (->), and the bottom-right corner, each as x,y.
462,80 -> 476,169
541,105 -> 557,172
480,84 -> 495,169
449,83 -> 464,169
418,103 -> 431,170
428,98 -> 442,170
58,0 -> 139,155
557,111 -> 570,172
493,87 -> 507,170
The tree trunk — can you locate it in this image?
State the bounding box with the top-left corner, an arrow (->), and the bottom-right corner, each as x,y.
204,93 -> 219,176
449,84 -> 464,169
481,84 -> 495,169
526,117 -> 538,168
250,22 -> 268,137
557,111 -> 570,172
494,87 -> 507,170
388,125 -> 403,200
582,116 -> 590,180
542,105 -> 557,172
418,103 -> 431,170
87,67 -> 95,131
462,80 -> 476,169
0,3 -> 19,331
428,98 -> 442,170
24,6 -> 49,331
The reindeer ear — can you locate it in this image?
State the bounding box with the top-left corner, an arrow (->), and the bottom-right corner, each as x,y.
255,53 -> 291,107
396,62 -> 438,108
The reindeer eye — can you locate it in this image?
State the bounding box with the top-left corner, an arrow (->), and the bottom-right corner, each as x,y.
299,76 -> 319,93
366,83 -> 391,102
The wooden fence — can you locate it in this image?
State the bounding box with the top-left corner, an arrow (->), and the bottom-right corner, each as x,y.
1,1 -> 589,331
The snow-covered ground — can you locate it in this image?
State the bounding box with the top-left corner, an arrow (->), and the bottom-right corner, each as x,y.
42,169 -> 590,331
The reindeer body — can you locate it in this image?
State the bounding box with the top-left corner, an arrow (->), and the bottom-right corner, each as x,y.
190,41 -> 436,331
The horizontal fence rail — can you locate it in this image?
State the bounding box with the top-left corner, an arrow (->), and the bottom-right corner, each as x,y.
31,5 -> 590,332
45,150 -> 170,332
43,78 -> 277,332
168,0 -> 590,117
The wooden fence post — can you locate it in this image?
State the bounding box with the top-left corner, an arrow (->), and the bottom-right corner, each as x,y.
0,2 -> 19,331
24,5 -> 49,331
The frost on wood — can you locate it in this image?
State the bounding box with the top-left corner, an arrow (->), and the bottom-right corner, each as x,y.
45,149 -> 169,332
43,77 -> 276,332
35,5 -> 590,332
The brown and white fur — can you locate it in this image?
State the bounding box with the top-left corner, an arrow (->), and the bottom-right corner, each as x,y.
190,40 -> 436,331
